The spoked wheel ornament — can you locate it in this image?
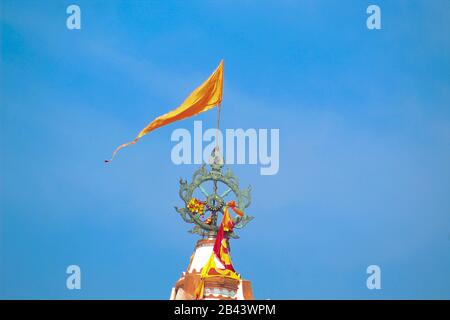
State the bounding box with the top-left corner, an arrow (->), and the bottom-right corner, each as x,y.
175,151 -> 253,238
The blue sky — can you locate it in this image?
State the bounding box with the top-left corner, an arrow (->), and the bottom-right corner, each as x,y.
1,0 -> 449,299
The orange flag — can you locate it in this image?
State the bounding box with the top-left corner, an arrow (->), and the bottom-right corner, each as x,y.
105,60 -> 224,162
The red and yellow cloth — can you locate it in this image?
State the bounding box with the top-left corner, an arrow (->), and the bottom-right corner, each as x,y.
195,201 -> 244,299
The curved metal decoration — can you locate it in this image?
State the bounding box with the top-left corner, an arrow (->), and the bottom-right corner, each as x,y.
175,160 -> 253,239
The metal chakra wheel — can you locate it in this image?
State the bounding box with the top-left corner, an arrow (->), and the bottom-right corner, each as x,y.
175,154 -> 253,239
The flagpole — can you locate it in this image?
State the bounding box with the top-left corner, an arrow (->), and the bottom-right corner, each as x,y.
215,102 -> 221,151
212,103 -> 222,228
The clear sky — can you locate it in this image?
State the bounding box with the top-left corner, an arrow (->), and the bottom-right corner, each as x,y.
1,0 -> 449,299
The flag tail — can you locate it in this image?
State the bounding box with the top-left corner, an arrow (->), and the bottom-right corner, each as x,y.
104,138 -> 139,163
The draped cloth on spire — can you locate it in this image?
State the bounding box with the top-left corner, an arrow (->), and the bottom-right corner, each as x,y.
105,60 -> 224,162
194,202 -> 243,299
